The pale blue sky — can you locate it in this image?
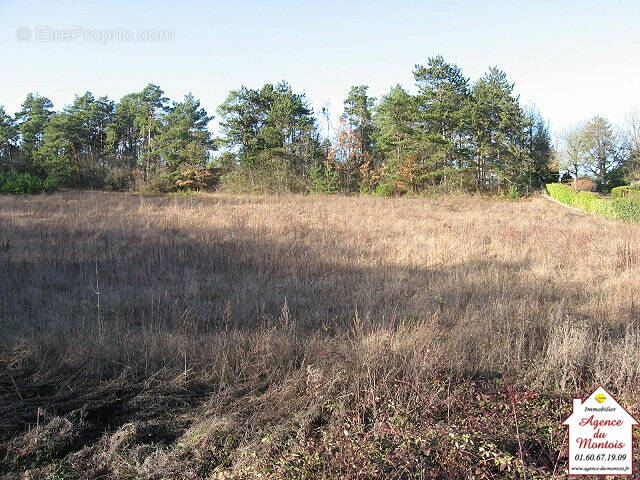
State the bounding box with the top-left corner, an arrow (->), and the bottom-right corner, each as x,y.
1,0 -> 639,136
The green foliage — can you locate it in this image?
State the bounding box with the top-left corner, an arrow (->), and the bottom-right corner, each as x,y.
545,183 -> 572,204
610,196 -> 640,221
472,68 -> 529,190
157,94 -> 215,169
219,153 -> 306,194
5,59 -> 631,197
374,85 -> 419,165
136,170 -> 175,194
371,156 -> 405,196
499,185 -> 523,200
217,82 -> 319,167
0,171 -> 57,194
0,106 -> 19,170
611,185 -> 640,199
104,167 -> 134,191
306,161 -> 339,194
546,183 -> 640,222
364,59 -> 556,196
413,56 -> 471,173
15,93 -> 54,162
372,174 -> 396,196
342,85 -> 376,156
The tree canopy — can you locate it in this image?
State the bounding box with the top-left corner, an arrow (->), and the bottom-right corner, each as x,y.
3,56 -> 634,194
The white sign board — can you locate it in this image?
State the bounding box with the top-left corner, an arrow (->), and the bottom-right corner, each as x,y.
563,386 -> 637,476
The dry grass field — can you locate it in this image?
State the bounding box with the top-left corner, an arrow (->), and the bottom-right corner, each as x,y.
1,191 -> 639,479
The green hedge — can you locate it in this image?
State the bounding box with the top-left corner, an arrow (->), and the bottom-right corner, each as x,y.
611,185 -> 640,199
0,171 -> 58,194
546,183 -> 640,222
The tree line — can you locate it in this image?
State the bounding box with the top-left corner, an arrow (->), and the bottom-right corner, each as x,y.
557,114 -> 640,191
1,56 -> 637,195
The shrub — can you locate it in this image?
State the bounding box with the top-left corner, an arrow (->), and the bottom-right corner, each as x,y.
545,183 -> 575,205
611,185 -> 640,199
610,196 -> 640,221
105,167 -> 134,191
546,183 -> 640,222
0,171 -> 58,194
170,164 -> 217,191
68,167 -> 105,189
306,161 -> 340,194
572,178 -> 596,191
572,190 -> 598,210
590,197 -> 612,217
219,155 -> 306,194
137,170 -> 175,195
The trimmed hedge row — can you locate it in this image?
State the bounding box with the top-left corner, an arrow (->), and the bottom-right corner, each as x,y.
0,171 -> 58,194
611,185 -> 640,199
546,183 -> 640,222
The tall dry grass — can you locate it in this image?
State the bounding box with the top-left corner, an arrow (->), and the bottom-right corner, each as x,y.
1,191 -> 639,478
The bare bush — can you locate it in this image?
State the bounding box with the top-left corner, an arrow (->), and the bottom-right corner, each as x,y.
572,177 -> 597,191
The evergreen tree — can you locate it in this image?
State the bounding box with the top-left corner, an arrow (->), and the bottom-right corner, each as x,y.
260,82 -> 319,166
36,92 -> 114,183
372,86 -> 421,193
15,93 -> 54,169
157,94 -> 215,170
470,67 -> 528,190
0,107 -> 19,170
106,93 -> 143,168
523,109 -> 556,189
217,82 -> 319,168
341,85 -> 376,156
413,56 -> 472,179
135,84 -> 169,178
337,86 -> 376,191
217,86 -> 265,163
374,85 -> 418,163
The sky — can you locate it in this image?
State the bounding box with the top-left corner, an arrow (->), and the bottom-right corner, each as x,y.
1,0 -> 639,138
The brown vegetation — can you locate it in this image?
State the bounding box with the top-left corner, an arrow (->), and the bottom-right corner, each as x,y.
572,178 -> 597,192
1,191 -> 639,478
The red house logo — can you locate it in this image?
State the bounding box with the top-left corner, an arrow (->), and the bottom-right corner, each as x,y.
563,386 -> 637,476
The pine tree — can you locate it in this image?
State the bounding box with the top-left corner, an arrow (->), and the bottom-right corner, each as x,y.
135,84 -> 169,179
373,85 -> 421,193
0,107 -> 19,170
338,86 -> 376,191
157,94 -> 215,170
341,85 -> 376,156
470,67 -> 527,190
374,85 -> 418,163
413,56 -> 472,178
523,109 -> 556,190
15,93 -> 54,169
217,82 -> 319,168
